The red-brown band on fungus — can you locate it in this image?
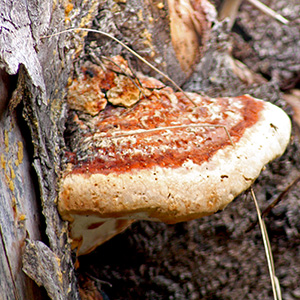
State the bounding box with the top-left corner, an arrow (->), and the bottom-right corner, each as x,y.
67,94 -> 264,176
59,70 -> 291,255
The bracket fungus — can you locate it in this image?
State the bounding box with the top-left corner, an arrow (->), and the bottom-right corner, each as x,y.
59,59 -> 291,255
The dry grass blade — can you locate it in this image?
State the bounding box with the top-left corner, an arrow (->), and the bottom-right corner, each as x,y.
88,123 -> 234,146
250,187 -> 282,300
42,28 -> 197,107
219,0 -> 289,28
247,0 -> 289,25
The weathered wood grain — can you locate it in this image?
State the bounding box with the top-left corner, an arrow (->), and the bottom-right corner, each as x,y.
0,0 -> 99,298
0,109 -> 44,300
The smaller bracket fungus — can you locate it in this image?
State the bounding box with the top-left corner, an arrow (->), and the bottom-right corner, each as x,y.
59,64 -> 291,255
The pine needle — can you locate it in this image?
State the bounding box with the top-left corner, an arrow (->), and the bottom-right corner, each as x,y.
250,187 -> 282,300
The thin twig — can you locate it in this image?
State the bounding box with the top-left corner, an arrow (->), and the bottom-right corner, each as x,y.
41,28 -> 197,107
246,174 -> 300,233
100,55 -> 148,100
126,57 -> 147,93
85,273 -> 113,288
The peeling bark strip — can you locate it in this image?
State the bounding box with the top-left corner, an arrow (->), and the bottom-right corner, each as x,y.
22,240 -> 65,299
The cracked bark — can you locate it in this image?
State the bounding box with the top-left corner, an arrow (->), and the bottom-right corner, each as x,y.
0,0 -> 98,299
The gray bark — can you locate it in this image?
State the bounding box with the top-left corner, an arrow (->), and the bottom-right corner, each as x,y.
0,0 -> 98,299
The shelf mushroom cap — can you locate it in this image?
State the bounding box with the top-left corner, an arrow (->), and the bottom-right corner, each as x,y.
59,90 -> 291,255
